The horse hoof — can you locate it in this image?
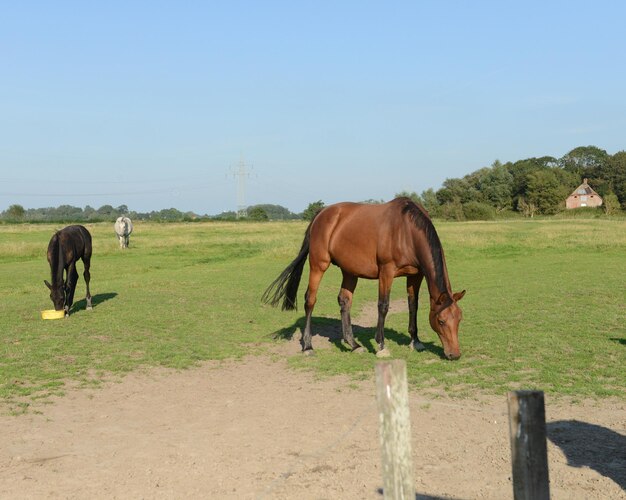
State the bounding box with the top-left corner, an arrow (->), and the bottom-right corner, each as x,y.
410,342 -> 426,352
352,346 -> 365,354
302,349 -> 316,357
376,348 -> 391,358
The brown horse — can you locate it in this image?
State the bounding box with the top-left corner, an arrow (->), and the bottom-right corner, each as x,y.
262,197 -> 465,359
44,225 -> 93,315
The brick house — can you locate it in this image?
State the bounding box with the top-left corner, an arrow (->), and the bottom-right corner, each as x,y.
565,178 -> 603,209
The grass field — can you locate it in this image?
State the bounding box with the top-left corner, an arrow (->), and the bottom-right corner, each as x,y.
0,219 -> 624,412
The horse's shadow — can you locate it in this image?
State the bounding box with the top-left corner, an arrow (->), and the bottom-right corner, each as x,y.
271,316 -> 446,358
547,420 -> 626,490
72,292 -> 118,314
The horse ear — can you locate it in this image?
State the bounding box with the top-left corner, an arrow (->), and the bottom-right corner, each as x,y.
44,280 -> 52,290
453,290 -> 466,302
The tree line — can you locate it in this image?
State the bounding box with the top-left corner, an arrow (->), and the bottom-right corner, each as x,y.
398,145 -> 625,220
0,202 -> 305,223
2,145 -> 624,223
0,204 -> 203,223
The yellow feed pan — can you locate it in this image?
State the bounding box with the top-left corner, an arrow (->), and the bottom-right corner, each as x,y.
41,309 -> 66,320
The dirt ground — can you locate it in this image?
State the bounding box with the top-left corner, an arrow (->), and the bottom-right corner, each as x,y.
1,302 -> 625,499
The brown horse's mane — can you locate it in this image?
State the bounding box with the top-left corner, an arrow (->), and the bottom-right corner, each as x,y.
399,198 -> 447,294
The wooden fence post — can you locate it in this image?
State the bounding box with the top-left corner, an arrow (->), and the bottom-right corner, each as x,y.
375,360 -> 414,500
507,390 -> 550,500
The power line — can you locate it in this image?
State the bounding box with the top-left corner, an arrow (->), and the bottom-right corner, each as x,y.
0,181 -> 219,198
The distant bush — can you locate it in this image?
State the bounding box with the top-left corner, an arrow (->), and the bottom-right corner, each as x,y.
462,202 -> 495,221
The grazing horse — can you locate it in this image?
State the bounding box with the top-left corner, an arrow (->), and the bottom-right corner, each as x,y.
114,216 -> 133,249
262,197 -> 466,359
44,225 -> 93,315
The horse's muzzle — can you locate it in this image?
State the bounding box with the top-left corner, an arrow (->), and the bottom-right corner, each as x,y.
445,352 -> 461,361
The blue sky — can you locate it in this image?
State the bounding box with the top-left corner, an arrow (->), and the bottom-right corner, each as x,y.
1,1 -> 625,214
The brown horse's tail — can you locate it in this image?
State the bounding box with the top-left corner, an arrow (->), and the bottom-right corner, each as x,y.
262,223 -> 312,311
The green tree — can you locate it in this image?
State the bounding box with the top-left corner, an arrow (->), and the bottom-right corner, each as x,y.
5,204 -> 25,220
526,170 -> 566,214
479,161 -> 513,211
83,205 -> 96,219
437,177 -> 482,205
246,204 -> 296,220
420,188 -> 440,215
212,210 -> 238,220
97,205 -> 115,218
302,200 -> 325,221
52,205 -> 84,221
559,146 -> 609,182
603,193 -> 620,215
158,208 -> 184,221
464,167 -> 491,192
247,206 -> 269,221
553,167 -> 580,193
507,157 -> 558,202
517,197 -> 538,218
606,151 -> 626,207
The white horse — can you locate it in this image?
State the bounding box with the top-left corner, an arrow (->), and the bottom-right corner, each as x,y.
114,216 -> 133,249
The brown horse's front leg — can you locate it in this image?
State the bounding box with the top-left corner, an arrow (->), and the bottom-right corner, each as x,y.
407,273 -> 426,351
65,264 -> 79,315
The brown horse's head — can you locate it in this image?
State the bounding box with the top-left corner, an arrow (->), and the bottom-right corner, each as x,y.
430,290 -> 466,360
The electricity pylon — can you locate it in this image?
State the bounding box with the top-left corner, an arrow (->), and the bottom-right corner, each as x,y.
230,159 -> 253,219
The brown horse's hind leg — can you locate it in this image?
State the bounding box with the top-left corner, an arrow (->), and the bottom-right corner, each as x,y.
83,256 -> 93,310
302,268 -> 325,353
375,269 -> 394,357
407,273 -> 426,351
338,272 -> 362,352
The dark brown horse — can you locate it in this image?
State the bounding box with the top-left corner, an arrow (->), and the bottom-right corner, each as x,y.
262,197 -> 465,359
44,225 -> 93,315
